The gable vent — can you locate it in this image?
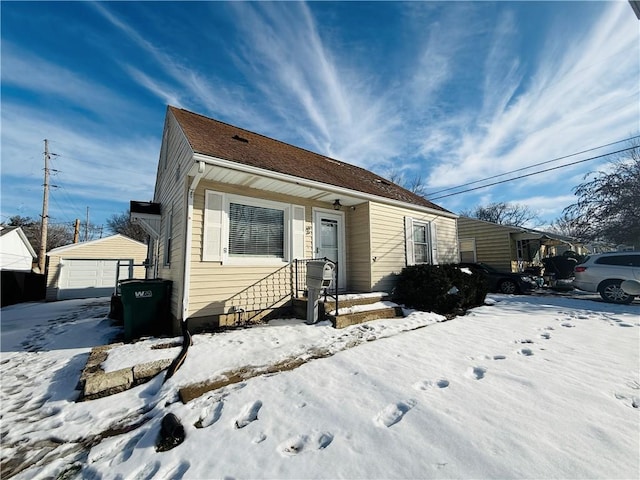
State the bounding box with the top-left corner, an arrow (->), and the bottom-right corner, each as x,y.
232,134 -> 249,143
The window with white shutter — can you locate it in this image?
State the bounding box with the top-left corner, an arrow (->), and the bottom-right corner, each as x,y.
203,191 -> 224,261
203,190 -> 304,264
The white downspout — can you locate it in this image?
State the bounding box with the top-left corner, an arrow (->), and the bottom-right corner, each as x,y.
182,160 -> 206,323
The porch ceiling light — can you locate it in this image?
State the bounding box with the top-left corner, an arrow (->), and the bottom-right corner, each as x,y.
333,199 -> 342,211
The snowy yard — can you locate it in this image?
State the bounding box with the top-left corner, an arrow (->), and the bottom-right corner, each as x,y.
1,293 -> 638,479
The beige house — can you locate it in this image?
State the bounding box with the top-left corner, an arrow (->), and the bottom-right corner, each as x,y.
46,234 -> 147,301
457,217 -> 588,273
133,106 -> 459,333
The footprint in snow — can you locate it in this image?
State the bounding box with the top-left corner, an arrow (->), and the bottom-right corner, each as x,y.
539,332 -> 551,339
234,400 -> 262,429
132,460 -> 161,480
467,366 -> 487,380
157,461 -> 190,480
518,348 -> 534,356
561,322 -> 575,328
279,431 -> 334,455
195,401 -> 224,429
253,432 -> 267,444
614,393 -> 639,409
413,379 -> 449,391
374,400 -> 416,427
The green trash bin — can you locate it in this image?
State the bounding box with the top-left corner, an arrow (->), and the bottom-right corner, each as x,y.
119,279 -> 172,341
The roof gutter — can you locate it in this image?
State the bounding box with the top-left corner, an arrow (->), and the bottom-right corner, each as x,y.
182,160 -> 206,323
191,153 -> 458,219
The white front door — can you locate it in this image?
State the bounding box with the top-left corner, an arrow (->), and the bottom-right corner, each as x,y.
313,210 -> 346,290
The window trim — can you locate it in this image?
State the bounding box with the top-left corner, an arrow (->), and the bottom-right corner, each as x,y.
405,216 -> 438,266
459,237 -> 477,263
203,189 -> 304,266
164,206 -> 173,267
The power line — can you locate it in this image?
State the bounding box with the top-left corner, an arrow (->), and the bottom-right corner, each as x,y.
428,146 -> 636,201
425,135 -> 640,197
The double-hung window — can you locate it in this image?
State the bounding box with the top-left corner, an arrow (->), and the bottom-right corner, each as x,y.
405,217 -> 438,266
203,190 -> 305,264
229,202 -> 284,258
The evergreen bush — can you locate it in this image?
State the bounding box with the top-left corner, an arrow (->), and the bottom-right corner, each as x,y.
393,264 -> 489,316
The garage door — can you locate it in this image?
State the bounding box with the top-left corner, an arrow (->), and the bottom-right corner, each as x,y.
57,259 -> 133,300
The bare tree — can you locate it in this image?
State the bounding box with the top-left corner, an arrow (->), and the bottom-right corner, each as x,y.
4,215 -> 73,251
460,202 -> 540,227
385,167 -> 427,196
106,210 -> 149,244
563,141 -> 640,246
546,212 -> 585,239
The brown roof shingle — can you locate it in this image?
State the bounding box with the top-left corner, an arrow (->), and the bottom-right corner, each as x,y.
169,106 -> 450,213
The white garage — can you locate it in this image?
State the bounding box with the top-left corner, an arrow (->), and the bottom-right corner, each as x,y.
56,259 -> 134,300
46,234 -> 147,301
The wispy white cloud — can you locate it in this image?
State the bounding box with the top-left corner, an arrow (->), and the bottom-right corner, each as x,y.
425,2 -> 639,193
92,2 -> 264,132
1,102 -> 158,223
1,43 -> 130,118
227,2 -> 402,167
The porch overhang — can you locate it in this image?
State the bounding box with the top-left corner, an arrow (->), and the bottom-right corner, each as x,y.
511,231 -> 577,248
130,201 -> 161,239
188,154 -> 458,219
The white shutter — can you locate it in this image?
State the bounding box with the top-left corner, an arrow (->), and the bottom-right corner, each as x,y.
203,191 -> 224,261
430,222 -> 438,265
291,205 -> 306,260
405,217 -> 415,266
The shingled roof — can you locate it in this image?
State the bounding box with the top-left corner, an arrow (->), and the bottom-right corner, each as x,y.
169,106 -> 450,213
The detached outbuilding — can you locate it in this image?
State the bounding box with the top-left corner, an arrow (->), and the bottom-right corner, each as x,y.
1,226 -> 41,306
45,234 -> 147,301
0,226 -> 36,272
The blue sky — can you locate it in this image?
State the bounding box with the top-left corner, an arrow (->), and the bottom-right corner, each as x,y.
1,1 -> 638,231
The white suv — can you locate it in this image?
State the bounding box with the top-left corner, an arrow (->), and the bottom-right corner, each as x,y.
573,252 -> 640,304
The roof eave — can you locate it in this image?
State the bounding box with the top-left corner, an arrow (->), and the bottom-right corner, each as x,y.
190,153 -> 458,219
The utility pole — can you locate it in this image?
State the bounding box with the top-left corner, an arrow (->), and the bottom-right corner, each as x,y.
84,207 -> 89,242
38,139 -> 50,273
73,218 -> 80,243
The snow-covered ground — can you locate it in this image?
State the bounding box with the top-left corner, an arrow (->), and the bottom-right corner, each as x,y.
1,293 -> 638,479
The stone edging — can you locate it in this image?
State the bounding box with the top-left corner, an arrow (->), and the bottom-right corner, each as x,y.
78,344 -> 172,401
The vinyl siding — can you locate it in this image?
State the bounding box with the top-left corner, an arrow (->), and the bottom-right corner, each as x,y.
369,203 -> 459,292
456,217 -> 520,272
152,111 -> 194,319
187,180 -> 329,321
346,202 -> 372,292
45,235 -> 146,301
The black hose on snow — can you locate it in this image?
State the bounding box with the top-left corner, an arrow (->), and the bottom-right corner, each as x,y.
164,320 -> 192,383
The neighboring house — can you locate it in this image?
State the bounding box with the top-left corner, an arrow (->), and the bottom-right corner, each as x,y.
457,217 -> 588,272
132,106 -> 459,333
0,226 -> 43,306
0,226 -> 37,272
45,234 -> 147,301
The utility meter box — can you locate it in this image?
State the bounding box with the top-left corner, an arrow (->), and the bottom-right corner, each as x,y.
307,260 -> 334,290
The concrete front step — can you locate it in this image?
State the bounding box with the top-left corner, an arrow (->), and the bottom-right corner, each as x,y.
292,292 -> 403,328
320,292 -> 390,310
328,306 -> 404,329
